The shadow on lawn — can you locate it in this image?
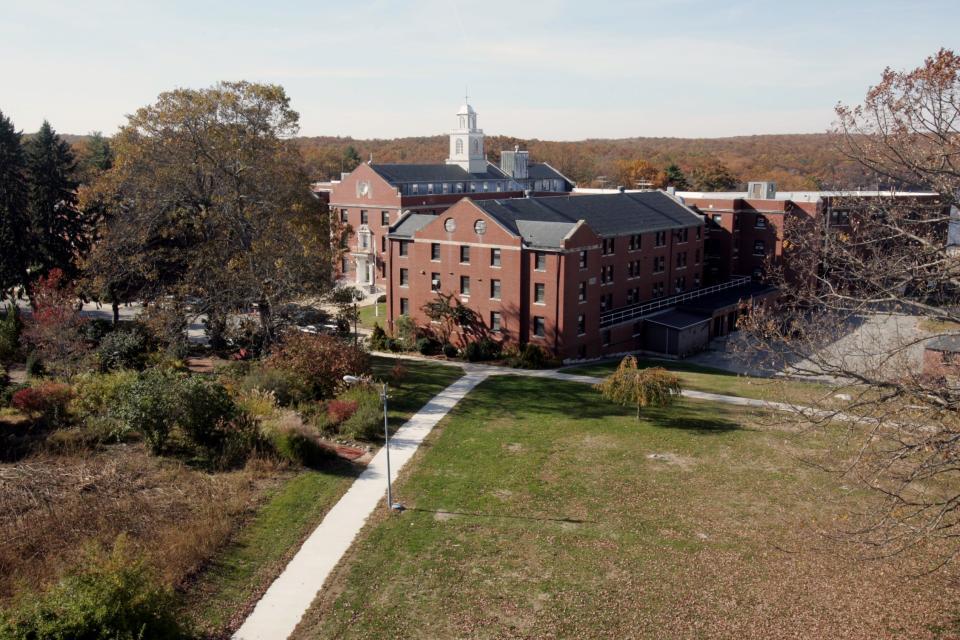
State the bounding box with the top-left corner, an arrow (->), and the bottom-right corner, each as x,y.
407,507 -> 593,524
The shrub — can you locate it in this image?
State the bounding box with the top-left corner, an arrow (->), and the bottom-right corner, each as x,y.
0,382 -> 28,408
0,536 -> 184,640
240,364 -> 311,407
24,352 -> 44,377
233,387 -> 279,419
12,382 -> 73,425
0,307 -> 21,362
210,413 -> 265,470
94,327 -> 149,371
376,294 -> 387,303
416,337 -> 439,355
387,338 -> 402,352
178,377 -> 237,449
514,343 -> 548,369
19,269 -> 91,375
116,368 -> 179,454
443,343 -> 458,358
327,399 -> 358,424
395,315 -> 417,350
80,318 -> 113,346
464,341 -> 482,362
338,384 -> 383,441
369,323 -> 388,351
71,370 -> 139,441
266,421 -> 336,467
268,332 -> 370,401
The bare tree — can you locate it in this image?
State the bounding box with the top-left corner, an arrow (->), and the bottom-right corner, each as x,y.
739,49 -> 960,567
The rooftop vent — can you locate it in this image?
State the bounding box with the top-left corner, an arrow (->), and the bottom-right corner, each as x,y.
747,181 -> 776,200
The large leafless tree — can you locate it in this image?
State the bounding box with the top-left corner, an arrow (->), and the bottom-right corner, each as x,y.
740,49 -> 960,567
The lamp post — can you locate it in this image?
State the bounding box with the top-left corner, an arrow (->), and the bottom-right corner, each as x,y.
342,375 -> 403,512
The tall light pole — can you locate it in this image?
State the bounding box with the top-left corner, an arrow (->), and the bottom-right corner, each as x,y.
343,375 -> 403,512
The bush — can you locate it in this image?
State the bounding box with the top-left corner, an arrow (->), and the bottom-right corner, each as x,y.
233,387 -> 279,419
0,536 -> 184,640
80,318 -> 113,346
240,364 -> 311,407
0,307 -> 21,362
116,368 -> 179,454
395,315 -> 417,351
24,352 -> 44,377
376,294 -> 387,303
416,337 -> 439,355
327,399 -> 358,424
94,327 -> 149,372
337,384 -> 382,441
71,370 -> 139,442
178,377 -> 237,449
12,382 -> 73,425
268,332 -> 370,401
369,323 -> 388,351
210,413 -> 265,470
0,382 -> 28,408
443,343 -> 458,358
513,343 -> 548,369
266,421 -> 336,467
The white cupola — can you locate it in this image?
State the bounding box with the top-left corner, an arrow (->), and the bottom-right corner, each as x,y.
447,99 -> 486,174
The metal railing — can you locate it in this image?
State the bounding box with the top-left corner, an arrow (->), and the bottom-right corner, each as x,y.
599,276 -> 752,328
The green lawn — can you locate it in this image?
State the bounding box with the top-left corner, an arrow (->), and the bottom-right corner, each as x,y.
564,357 -> 831,405
291,376 -> 955,639
182,356 -> 463,637
358,303 -> 387,330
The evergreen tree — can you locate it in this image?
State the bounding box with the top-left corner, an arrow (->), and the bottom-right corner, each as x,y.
342,145 -> 362,172
79,131 -> 113,179
0,110 -> 28,298
689,161 -> 739,192
664,164 -> 690,190
24,120 -> 90,288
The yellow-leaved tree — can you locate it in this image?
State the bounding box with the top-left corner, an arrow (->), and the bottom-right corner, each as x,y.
594,356 -> 681,420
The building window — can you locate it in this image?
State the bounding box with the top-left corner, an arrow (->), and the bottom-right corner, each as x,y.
431,243 -> 440,260
600,293 -> 613,311
381,210 -> 390,225
602,329 -> 611,346
399,240 -> 410,257
399,297 -> 409,315
755,215 -> 767,229
675,276 -> 686,293
381,236 -> 386,253
696,225 -> 702,240
360,210 -> 368,225
655,231 -> 666,247
533,316 -> 545,338
491,248 -> 501,267
577,313 -> 586,335
359,231 -> 370,249
602,238 -> 616,255
579,250 -> 587,269
340,209 -> 349,223
694,274 -> 701,288
399,268 -> 409,287
431,272 -> 441,291
427,183 -> 435,194
678,227 -> 689,243
491,311 -> 502,332
676,252 -> 687,268
628,260 -> 640,278
653,256 -> 665,273
753,240 -> 766,255
600,264 -> 614,285
460,276 -> 470,296
652,282 -> 664,298
628,234 -> 641,251
627,287 -> 639,304
490,279 -> 501,300
412,184 -> 419,194
711,214 -> 722,226
534,283 -> 545,304
578,281 -> 587,303
443,183 -> 450,194
460,245 -> 470,264
455,139 -> 463,155
534,252 -> 547,271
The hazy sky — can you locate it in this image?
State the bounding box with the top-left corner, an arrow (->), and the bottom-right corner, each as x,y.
1,0 -> 956,140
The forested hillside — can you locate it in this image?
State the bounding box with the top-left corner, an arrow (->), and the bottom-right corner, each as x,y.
295,133 -> 874,191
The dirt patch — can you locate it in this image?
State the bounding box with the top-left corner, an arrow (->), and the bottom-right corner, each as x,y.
646,452 -> 695,470
433,510 -> 458,522
503,442 -> 524,453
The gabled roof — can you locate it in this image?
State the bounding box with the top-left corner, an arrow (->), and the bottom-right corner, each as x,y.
528,162 -> 575,188
515,220 -> 578,249
369,163 -> 508,183
474,191 -> 703,244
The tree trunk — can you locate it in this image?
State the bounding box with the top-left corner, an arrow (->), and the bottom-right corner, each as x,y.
112,300 -> 119,325
258,297 -> 272,347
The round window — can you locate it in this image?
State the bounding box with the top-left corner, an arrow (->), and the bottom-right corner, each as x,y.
474,220 -> 487,235
444,218 -> 457,232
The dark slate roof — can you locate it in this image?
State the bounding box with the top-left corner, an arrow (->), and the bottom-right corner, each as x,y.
528,162 -> 574,186
679,282 -> 777,314
474,192 -> 703,246
515,220 -> 577,249
390,213 -> 436,238
645,309 -> 711,330
369,163 -> 508,183
926,335 -> 960,353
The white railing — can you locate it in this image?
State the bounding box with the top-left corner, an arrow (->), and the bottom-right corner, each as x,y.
599,276 -> 752,328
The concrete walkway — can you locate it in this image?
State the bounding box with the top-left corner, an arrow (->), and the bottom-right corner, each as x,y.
233,371 -> 488,640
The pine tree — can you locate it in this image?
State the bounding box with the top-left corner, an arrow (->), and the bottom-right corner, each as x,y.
664,164 -> 690,190
24,120 -> 89,288
79,131 -> 113,180
0,110 -> 28,298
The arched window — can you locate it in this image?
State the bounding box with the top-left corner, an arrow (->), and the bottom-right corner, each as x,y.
472,139 -> 479,154
455,139 -> 463,155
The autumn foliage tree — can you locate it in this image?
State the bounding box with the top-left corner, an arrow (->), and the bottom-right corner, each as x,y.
739,49 -> 960,565
594,356 -> 681,419
267,332 -> 370,401
20,269 -> 90,374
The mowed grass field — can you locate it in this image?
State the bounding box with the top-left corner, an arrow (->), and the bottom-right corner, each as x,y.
292,376 -> 958,639
564,357 -> 832,406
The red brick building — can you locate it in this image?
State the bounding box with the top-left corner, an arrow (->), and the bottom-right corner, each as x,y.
384,191 -> 771,360
329,102 -> 573,291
